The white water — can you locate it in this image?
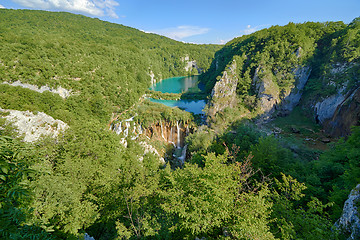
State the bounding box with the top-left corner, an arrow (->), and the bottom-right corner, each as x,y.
176,121 -> 181,148
170,126 -> 173,143
124,122 -> 130,137
178,144 -> 187,165
160,120 -> 166,141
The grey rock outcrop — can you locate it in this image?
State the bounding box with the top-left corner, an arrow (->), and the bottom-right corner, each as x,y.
280,66 -> 311,112
2,80 -> 72,98
253,66 -> 280,117
323,86 -> 360,137
314,86 -> 347,124
0,108 -> 68,142
207,59 -> 238,118
253,65 -> 311,121
182,55 -> 202,74
84,233 -> 95,240
185,60 -> 202,74
139,141 -> 165,163
311,63 -> 360,137
335,184 -> 360,239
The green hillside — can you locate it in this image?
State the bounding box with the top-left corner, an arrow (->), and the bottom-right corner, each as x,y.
201,21 -> 348,97
0,9 -> 220,123
1,9 -> 360,240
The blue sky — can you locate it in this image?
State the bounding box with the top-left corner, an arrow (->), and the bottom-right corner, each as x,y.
1,0 -> 359,44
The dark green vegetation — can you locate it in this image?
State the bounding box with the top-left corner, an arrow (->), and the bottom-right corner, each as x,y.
1,9 -> 360,239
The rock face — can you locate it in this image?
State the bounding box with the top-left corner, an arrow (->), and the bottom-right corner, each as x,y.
111,118 -> 190,149
253,66 -> 280,117
280,66 -> 311,113
183,55 -> 202,74
322,86 -> 360,137
2,80 -> 72,98
0,108 -> 68,142
314,87 -> 347,124
311,63 -> 360,137
111,118 -> 191,164
84,233 -> 95,240
207,59 -> 238,119
335,184 -> 360,239
252,65 -> 311,120
139,141 -> 165,163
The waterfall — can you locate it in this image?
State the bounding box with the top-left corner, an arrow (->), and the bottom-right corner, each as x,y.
176,121 -> 181,148
178,144 -> 187,166
132,123 -> 136,134
124,122 -> 130,137
138,124 -> 143,135
160,121 -> 166,141
118,122 -> 122,134
170,126 -> 173,143
186,125 -> 189,135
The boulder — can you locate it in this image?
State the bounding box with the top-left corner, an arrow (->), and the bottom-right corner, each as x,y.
335,184 -> 360,239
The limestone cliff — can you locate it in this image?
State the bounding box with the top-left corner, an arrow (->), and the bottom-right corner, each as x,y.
207,59 -> 238,119
311,63 -> 360,137
0,108 -> 68,142
252,66 -> 280,118
335,184 -> 360,240
182,55 -> 203,74
2,80 -> 72,99
252,64 -> 311,121
322,86 -> 360,137
111,117 -> 191,164
280,66 -> 311,113
111,117 -> 191,148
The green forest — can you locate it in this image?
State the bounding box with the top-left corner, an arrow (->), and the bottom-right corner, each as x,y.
1,9 -> 360,240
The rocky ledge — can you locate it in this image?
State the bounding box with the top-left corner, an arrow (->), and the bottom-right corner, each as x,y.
0,108 -> 68,142
335,184 -> 360,239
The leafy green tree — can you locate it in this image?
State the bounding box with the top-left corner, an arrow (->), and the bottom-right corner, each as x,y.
160,153 -> 275,239
0,136 -> 53,239
270,174 -> 335,240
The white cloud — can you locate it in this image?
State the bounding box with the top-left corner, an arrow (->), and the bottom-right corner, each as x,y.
243,25 -> 258,35
12,0 -> 119,18
152,25 -> 210,41
240,24 -> 269,36
0,4 -> 5,8
218,39 -> 231,45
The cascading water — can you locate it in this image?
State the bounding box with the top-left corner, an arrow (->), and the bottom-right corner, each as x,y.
176,121 -> 181,148
160,120 -> 166,141
170,126 -> 173,143
124,122 -> 130,137
138,124 -> 143,135
178,144 -> 187,166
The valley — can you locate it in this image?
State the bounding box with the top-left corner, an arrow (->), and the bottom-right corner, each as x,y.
0,9 -> 359,240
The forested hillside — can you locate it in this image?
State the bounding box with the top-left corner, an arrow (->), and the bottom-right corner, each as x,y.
1,9 -> 360,240
0,9 -> 219,123
202,19 -> 359,130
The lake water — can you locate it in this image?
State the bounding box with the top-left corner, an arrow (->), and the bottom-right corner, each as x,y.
149,76 -> 206,114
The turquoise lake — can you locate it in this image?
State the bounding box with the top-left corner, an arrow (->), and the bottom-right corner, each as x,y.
149,76 -> 206,114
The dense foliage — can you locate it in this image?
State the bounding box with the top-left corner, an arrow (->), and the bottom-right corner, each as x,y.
200,20 -> 360,114
1,9 -> 360,239
0,9 -> 219,122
